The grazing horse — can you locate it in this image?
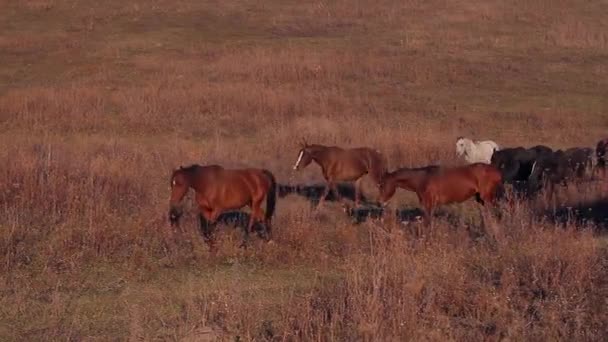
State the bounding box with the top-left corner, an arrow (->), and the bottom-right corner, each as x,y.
380,163 -> 502,225
168,164 -> 277,248
528,147 -> 594,194
292,142 -> 388,208
490,145 -> 553,185
455,137 -> 500,164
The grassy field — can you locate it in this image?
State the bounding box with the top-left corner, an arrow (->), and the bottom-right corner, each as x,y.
1,0 -> 608,340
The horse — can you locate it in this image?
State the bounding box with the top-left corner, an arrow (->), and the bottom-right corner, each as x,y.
380,163 -> 503,225
528,147 -> 594,195
378,165 -> 441,203
596,138 -> 608,177
168,164 -> 277,248
455,137 -> 500,164
490,145 -> 553,185
292,141 -> 388,208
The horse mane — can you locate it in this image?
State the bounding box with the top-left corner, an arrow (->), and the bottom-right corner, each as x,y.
177,164 -> 200,173
303,143 -> 332,153
385,165 -> 440,178
171,164 -> 201,182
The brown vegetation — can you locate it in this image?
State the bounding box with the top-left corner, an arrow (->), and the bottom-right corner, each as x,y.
1,0 -> 607,340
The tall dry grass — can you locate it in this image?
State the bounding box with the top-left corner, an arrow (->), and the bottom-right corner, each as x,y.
1,0 -> 608,340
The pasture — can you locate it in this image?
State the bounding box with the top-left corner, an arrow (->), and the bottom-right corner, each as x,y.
1,0 -> 608,340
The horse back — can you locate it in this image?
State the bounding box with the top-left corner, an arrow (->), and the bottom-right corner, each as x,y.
200,168 -> 272,202
322,146 -> 386,182
423,165 -> 479,196
231,168 -> 273,191
469,163 -> 502,185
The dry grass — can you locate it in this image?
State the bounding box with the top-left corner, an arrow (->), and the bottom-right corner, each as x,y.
1,0 -> 608,340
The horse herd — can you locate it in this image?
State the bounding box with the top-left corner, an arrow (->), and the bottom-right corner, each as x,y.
168,136 -> 608,248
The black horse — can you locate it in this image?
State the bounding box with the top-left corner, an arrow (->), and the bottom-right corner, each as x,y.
528,147 -> 594,194
596,138 -> 608,176
490,145 -> 553,183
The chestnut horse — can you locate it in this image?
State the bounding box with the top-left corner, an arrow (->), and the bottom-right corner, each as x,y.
378,165 -> 441,202
379,163 -> 502,225
169,164 -> 277,248
292,141 -> 388,208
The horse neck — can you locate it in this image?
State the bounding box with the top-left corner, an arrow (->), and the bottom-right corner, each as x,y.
181,166 -> 204,191
390,169 -> 425,192
465,140 -> 477,155
308,145 -> 330,165
367,150 -> 387,183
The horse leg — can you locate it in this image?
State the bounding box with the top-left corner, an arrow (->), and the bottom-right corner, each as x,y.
262,205 -> 273,242
199,209 -> 217,253
420,206 -> 433,238
241,212 -> 255,249
474,193 -> 485,206
354,177 -> 362,207
248,199 -> 267,244
419,194 -> 434,237
330,182 -> 350,211
264,215 -> 273,242
316,181 -> 333,209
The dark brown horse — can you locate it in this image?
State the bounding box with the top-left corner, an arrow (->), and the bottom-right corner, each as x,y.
292,141 -> 388,208
169,164 -> 277,248
380,163 -> 502,225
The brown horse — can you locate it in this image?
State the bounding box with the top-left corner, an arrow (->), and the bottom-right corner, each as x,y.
380,163 -> 502,225
378,165 -> 441,203
292,141 -> 388,208
169,164 -> 277,248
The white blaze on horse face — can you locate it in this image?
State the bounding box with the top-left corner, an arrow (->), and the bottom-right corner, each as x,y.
293,150 -> 304,170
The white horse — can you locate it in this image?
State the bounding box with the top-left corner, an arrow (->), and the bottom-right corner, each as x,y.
455,137 -> 500,164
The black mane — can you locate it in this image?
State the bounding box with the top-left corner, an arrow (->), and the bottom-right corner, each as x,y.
177,164 -> 201,173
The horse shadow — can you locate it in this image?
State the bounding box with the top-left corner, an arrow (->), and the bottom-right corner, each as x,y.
201,211 -> 267,237
540,198 -> 608,230
345,205 -> 426,224
278,183 -> 380,207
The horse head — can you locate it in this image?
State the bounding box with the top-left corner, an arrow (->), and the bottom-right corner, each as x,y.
597,139 -> 608,159
293,139 -> 314,170
168,166 -> 192,226
455,137 -> 469,157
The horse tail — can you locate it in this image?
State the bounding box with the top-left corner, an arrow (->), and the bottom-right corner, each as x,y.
262,169 -> 277,220
488,164 -> 506,201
